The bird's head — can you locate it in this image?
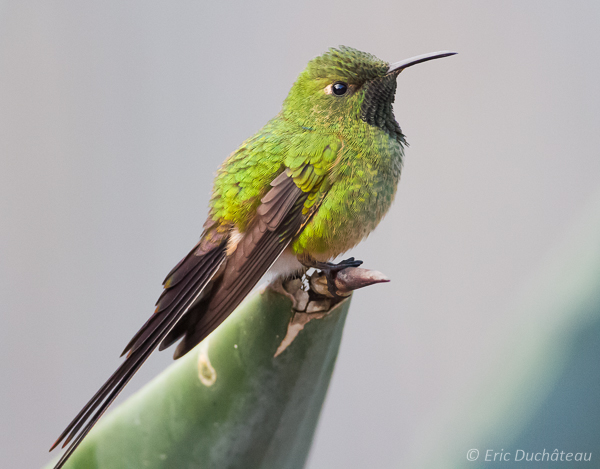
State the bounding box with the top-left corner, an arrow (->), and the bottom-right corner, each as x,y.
283,46 -> 455,144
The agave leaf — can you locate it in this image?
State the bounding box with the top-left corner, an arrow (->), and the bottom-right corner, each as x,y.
48,284 -> 353,469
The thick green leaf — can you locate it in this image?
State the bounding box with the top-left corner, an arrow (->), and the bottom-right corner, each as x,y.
49,287 -> 351,469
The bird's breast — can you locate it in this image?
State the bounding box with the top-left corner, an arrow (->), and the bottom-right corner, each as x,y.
292,137 -> 403,261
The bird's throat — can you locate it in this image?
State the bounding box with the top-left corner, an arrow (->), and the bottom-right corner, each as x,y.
360,74 -> 405,144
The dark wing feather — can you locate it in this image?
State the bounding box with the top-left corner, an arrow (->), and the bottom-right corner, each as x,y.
163,170 -> 308,358
50,233 -> 228,468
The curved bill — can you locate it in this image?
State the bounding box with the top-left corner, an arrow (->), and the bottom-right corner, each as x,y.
387,51 -> 457,74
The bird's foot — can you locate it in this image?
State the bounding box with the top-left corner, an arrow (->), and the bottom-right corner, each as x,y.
303,257 -> 363,299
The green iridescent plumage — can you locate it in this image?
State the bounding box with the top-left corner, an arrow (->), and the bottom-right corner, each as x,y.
210,46 -> 405,259
50,46 -> 455,469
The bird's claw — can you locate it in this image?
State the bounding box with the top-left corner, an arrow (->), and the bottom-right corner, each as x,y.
306,257 -> 363,299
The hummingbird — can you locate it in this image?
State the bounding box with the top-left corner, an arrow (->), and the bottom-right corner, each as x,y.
50,46 -> 456,467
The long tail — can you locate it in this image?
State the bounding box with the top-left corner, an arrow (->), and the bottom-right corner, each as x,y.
49,240 -> 227,468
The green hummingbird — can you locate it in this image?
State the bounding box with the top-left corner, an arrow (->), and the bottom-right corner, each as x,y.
50,46 -> 455,467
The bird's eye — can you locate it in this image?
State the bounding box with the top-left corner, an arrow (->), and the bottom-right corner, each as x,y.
332,82 -> 348,96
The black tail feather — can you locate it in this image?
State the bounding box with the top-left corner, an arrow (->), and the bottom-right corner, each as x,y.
50,245 -> 226,468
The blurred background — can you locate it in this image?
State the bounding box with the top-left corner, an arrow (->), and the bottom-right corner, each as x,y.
1,1 -> 600,467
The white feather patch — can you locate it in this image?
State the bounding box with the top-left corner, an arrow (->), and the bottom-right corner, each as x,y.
267,248 -> 304,280
226,227 -> 244,256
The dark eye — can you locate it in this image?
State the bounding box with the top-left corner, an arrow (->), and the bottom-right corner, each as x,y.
332,81 -> 348,96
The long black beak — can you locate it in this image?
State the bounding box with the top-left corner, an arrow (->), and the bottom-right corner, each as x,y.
387,51 -> 457,74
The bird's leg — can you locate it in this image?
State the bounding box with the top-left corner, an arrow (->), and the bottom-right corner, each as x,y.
300,256 -> 363,299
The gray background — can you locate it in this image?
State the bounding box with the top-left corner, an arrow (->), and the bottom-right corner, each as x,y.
2,1 -> 600,468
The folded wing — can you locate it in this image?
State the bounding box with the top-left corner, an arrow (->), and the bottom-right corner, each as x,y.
50,168 -> 321,468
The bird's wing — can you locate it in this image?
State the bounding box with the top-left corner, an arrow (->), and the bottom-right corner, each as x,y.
50,158 -> 333,467
160,165 -> 330,358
